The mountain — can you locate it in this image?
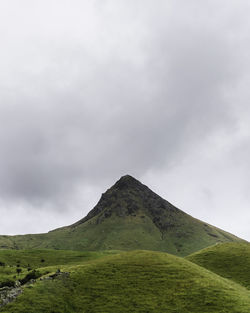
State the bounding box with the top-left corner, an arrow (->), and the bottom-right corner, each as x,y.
2,250 -> 250,313
0,175 -> 244,255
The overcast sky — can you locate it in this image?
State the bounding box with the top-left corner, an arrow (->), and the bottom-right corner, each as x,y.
0,1 -> 250,240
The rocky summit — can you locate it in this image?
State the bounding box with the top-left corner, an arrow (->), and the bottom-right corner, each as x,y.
74,175 -> 182,229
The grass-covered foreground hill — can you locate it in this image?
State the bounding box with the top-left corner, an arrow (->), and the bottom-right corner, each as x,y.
1,249 -> 250,312
0,249 -> 117,286
187,242 -> 250,289
0,175 -> 244,256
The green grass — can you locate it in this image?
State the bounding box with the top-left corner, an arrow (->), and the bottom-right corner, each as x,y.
187,242 -> 250,289
0,209 -> 243,257
0,249 -> 118,288
1,250 -> 250,312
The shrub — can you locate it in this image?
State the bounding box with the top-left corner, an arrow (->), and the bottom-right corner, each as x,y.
0,280 -> 15,288
16,268 -> 22,275
20,270 -> 42,285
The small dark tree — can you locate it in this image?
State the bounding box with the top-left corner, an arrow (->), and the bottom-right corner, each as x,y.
16,268 -> 22,275
41,259 -> 45,263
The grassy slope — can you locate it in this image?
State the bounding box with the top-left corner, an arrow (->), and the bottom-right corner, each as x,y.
1,250 -> 250,313
187,242 -> 250,289
0,213 -> 243,257
0,249 -> 118,287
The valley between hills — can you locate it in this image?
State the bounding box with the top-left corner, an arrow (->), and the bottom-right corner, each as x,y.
0,175 -> 249,312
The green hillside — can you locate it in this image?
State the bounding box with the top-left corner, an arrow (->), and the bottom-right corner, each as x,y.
1,250 -> 250,313
187,242 -> 250,289
0,249 -> 117,291
0,249 -> 117,271
0,175 -> 244,256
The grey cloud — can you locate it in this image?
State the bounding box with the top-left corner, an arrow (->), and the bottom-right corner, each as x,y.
0,1 -> 249,236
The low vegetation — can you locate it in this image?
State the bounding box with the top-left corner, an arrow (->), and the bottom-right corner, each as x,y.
187,242 -> 250,289
0,249 -> 118,290
1,250 -> 250,312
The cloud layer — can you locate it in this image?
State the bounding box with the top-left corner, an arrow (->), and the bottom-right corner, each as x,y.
0,1 -> 250,238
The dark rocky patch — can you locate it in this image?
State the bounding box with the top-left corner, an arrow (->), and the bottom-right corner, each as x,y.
71,174 -> 189,232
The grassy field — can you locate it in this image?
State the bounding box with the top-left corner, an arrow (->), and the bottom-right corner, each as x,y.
187,242 -> 250,289
0,249 -> 118,289
1,249 -> 250,312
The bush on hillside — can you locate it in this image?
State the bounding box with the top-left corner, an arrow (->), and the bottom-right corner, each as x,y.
20,270 -> 42,285
0,280 -> 15,288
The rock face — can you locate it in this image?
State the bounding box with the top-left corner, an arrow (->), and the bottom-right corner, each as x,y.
74,175 -> 180,231
0,271 -> 70,308
0,285 -> 22,307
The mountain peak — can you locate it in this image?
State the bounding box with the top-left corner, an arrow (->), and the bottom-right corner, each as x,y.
113,175 -> 144,190
74,174 -> 178,228
117,174 -> 137,182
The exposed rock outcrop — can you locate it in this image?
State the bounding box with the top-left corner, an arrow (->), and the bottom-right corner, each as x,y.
0,283 -> 22,307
